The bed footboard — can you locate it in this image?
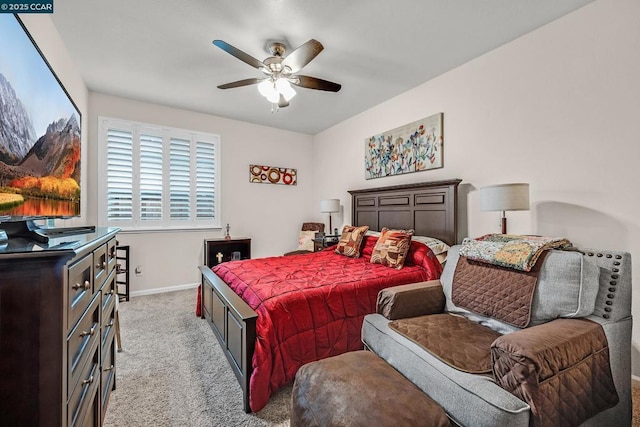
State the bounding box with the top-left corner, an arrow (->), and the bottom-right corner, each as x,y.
199,266 -> 258,413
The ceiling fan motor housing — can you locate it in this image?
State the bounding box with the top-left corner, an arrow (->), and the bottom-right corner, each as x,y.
268,42 -> 287,57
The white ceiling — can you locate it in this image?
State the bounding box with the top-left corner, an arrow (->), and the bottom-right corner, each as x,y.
50,0 -> 594,135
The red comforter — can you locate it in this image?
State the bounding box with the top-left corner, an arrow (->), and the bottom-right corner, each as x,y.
211,236 -> 443,412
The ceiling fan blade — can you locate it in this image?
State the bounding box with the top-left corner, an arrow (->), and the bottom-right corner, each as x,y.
213,40 -> 265,70
292,75 -> 341,92
281,39 -> 324,73
217,78 -> 263,89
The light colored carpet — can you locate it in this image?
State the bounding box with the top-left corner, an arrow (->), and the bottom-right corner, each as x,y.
103,289 -> 291,426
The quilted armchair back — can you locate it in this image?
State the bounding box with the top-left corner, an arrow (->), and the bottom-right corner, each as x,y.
439,246 -> 631,333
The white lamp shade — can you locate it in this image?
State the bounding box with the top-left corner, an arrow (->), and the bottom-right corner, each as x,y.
320,199 -> 340,213
479,183 -> 530,212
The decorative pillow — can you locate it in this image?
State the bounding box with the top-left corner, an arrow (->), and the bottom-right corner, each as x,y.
297,230 -> 317,252
412,235 -> 450,256
334,225 -> 369,257
370,227 -> 414,269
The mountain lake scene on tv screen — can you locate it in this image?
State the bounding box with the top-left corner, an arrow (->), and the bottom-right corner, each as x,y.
0,16 -> 80,217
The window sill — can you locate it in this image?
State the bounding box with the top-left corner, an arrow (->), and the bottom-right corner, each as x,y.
115,226 -> 221,235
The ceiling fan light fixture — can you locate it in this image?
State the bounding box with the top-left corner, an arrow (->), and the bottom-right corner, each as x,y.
258,79 -> 279,102
213,38 -> 341,110
266,90 -> 280,104
276,78 -> 296,101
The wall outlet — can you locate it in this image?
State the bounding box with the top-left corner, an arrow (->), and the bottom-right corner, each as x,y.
135,265 -> 142,275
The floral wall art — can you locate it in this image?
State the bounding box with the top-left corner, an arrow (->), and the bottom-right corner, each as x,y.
364,113 -> 443,179
249,164 -> 297,185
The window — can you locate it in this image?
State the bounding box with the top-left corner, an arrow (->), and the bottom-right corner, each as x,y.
98,117 -> 220,230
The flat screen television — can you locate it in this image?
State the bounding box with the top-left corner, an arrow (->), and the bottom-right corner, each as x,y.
0,14 -> 86,243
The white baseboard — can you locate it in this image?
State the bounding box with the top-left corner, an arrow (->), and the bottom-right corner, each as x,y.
129,282 -> 199,298
632,375 -> 640,387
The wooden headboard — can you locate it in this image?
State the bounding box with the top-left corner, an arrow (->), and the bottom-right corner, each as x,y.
348,179 -> 462,246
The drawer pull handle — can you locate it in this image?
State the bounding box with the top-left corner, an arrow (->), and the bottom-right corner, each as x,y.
104,289 -> 115,297
72,280 -> 90,291
79,326 -> 96,338
96,261 -> 106,270
82,375 -> 94,386
107,320 -> 114,327
104,365 -> 114,372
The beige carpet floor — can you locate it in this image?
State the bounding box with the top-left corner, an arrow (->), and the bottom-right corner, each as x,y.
103,289 -> 290,426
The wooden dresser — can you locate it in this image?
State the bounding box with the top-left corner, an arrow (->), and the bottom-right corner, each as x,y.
0,227 -> 119,426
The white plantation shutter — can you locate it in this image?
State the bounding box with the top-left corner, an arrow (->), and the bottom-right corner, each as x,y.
196,141 -> 215,219
169,138 -> 191,220
139,133 -> 163,221
99,117 -> 220,229
106,129 -> 133,221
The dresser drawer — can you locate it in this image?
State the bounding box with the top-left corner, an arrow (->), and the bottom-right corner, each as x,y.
68,293 -> 100,398
101,280 -> 116,362
68,341 -> 100,427
107,238 -> 117,275
100,269 -> 116,317
93,243 -> 108,288
100,338 -> 116,421
68,254 -> 94,329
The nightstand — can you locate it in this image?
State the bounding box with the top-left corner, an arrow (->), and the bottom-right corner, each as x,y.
204,237 -> 251,267
313,235 -> 340,252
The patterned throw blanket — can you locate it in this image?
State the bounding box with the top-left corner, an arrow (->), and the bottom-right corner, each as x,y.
459,234 -> 572,272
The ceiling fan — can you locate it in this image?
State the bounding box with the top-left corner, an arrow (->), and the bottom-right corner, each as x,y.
213,39 -> 341,109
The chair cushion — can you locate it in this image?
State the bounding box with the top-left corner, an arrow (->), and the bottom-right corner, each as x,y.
297,230 -> 316,251
362,313 -> 530,427
441,246 -> 600,334
389,313 -> 501,374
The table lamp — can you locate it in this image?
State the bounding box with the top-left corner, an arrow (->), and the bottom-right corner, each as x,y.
479,183 -> 530,234
320,199 -> 340,235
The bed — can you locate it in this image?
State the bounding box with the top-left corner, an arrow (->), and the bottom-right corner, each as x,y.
198,179 -> 461,412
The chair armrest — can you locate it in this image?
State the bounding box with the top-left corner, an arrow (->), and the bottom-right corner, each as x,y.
377,280 -> 445,320
491,318 -> 618,427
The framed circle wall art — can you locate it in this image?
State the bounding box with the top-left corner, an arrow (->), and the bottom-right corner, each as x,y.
249,164 -> 297,185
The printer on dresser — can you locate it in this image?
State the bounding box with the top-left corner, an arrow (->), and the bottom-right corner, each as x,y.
0,227 -> 120,427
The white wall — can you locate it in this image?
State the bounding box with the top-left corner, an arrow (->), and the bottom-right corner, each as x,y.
313,0 -> 640,372
88,93 -> 314,294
